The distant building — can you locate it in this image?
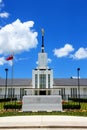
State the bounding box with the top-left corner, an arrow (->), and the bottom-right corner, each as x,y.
0,30 -> 87,100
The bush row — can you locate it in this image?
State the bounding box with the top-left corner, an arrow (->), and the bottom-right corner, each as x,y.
68,97 -> 87,102
3,104 -> 22,110
3,104 -> 80,110
0,98 -> 17,102
63,104 -> 81,109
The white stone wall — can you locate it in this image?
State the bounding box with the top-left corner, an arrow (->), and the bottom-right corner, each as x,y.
22,95 -> 62,112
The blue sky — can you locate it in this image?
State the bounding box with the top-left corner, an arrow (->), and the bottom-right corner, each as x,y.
0,0 -> 87,78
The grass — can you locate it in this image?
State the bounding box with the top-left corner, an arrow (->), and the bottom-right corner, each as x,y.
0,111 -> 87,117
63,100 -> 87,110
0,102 -> 4,110
81,102 -> 87,110
0,101 -> 87,117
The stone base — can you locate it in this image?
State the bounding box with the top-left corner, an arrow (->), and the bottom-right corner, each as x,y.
22,95 -> 62,112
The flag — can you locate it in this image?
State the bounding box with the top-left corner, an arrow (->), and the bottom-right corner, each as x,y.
6,55 -> 13,60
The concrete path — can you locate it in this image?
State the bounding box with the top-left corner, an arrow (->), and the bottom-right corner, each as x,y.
0,116 -> 87,129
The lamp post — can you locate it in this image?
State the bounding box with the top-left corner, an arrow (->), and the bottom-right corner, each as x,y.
4,68 -> 8,99
77,68 -> 80,107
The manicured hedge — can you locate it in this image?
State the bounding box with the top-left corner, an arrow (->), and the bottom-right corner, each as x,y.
68,97 -> 87,102
0,98 -> 17,102
3,104 -> 80,110
63,104 -> 81,109
3,104 -> 22,110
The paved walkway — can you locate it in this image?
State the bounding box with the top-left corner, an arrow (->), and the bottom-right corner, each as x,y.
0,116 -> 87,129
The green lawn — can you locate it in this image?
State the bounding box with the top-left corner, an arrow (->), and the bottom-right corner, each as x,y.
81,103 -> 87,110
0,101 -> 87,117
0,111 -> 87,117
0,102 -> 4,110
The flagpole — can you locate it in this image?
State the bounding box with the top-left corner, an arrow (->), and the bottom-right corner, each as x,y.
11,53 -> 14,101
6,54 -> 14,100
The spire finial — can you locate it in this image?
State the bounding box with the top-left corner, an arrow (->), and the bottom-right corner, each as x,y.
41,28 -> 44,53
41,28 -> 44,36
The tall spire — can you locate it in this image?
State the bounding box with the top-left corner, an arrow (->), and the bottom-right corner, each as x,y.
41,28 -> 44,53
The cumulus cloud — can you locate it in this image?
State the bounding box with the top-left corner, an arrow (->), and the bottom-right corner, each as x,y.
0,19 -> 38,66
72,48 -> 87,59
0,57 -> 6,65
0,11 -> 9,18
54,44 -> 74,58
54,43 -> 87,60
0,19 -> 38,55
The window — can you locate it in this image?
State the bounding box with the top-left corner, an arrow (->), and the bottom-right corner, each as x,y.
0,88 -> 2,94
61,88 -> 65,100
0,88 -> 2,98
35,90 -> 38,95
35,74 -> 38,88
8,88 -> 15,97
71,88 -> 77,98
20,88 -> 25,99
48,74 -> 50,88
48,90 -> 50,95
39,74 -> 46,88
61,88 -> 65,96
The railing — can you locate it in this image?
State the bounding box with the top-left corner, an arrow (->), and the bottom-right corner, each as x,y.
0,94 -> 87,100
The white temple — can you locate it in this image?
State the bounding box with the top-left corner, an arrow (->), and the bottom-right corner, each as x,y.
32,29 -> 53,95
22,29 -> 62,111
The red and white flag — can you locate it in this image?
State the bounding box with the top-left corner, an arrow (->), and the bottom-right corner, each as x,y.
6,55 -> 13,61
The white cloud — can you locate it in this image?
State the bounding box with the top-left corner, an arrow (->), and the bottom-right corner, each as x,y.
36,61 -> 38,65
0,0 -> 4,9
0,0 -> 2,3
54,44 -> 74,58
0,19 -> 38,55
72,48 -> 87,59
0,0 -> 9,19
0,57 -> 6,65
0,56 -> 13,66
15,57 -> 29,62
54,43 -> 87,60
0,12 -> 9,18
48,58 -> 52,63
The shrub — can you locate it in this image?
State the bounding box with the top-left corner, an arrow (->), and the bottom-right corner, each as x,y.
0,98 -> 17,102
68,98 -> 87,103
3,104 -> 22,110
63,104 -> 81,109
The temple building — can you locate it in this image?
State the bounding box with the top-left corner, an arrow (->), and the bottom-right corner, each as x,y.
32,29 -> 53,95
0,29 -> 87,100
